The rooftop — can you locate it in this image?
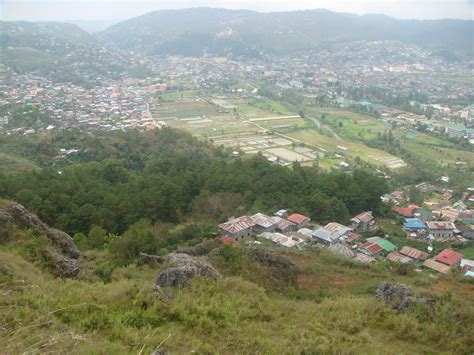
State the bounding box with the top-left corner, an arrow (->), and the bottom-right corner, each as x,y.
434,249 -> 463,266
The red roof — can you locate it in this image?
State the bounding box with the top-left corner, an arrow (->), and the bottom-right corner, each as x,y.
287,213 -> 309,225
352,211 -> 374,223
220,236 -> 238,246
358,242 -> 383,255
392,206 -> 413,218
434,249 -> 463,266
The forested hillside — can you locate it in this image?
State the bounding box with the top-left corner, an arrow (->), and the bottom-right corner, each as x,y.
0,128 -> 387,238
0,129 -> 472,353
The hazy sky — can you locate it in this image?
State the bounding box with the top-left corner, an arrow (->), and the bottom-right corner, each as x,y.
2,0 -> 473,22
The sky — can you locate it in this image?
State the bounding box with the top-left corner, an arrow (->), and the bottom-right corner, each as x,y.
1,0 -> 473,22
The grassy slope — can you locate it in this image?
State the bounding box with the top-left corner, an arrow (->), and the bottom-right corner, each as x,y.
1,245 -> 473,354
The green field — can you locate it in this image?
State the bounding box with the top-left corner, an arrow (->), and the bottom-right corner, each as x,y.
288,129 -> 405,169
307,107 -> 387,140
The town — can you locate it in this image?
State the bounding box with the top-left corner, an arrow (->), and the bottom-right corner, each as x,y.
217,180 -> 474,278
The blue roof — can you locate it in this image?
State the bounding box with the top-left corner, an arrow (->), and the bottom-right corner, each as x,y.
404,218 -> 427,230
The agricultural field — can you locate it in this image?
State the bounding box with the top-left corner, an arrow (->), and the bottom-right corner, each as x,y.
287,129 -> 406,169
306,107 -> 387,140
151,94 -> 409,170
401,135 -> 474,167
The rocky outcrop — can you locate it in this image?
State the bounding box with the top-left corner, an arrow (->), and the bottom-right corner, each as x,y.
246,248 -> 298,271
376,281 -> 413,313
0,203 -> 80,277
376,281 -> 436,313
155,252 -> 220,289
137,252 -> 164,267
246,248 -> 299,290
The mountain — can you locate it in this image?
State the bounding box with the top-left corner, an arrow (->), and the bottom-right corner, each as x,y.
97,8 -> 473,58
0,21 -> 152,84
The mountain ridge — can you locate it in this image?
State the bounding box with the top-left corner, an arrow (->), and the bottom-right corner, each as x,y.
97,7 -> 473,58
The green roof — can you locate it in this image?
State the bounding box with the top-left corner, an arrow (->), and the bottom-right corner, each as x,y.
375,239 -> 397,252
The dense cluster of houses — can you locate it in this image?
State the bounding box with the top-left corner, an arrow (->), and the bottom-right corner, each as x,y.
387,184 -> 474,242
218,207 -> 473,277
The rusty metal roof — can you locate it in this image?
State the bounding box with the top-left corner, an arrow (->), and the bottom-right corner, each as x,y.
423,259 -> 451,274
400,246 -> 429,260
218,215 -> 254,234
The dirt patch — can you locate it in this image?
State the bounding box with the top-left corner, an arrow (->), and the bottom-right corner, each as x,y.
431,280 -> 474,300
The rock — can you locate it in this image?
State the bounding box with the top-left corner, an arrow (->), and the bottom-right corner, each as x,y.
376,281 -> 413,313
1,203 -> 80,259
54,255 -> 80,278
246,248 -> 299,271
155,252 -> 220,289
0,263 -> 12,276
151,347 -> 167,355
0,203 -> 80,277
137,252 -> 164,267
245,248 -> 299,290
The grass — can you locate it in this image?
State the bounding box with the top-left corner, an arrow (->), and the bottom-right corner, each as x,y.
308,107 -> 387,140
1,241 -> 473,354
454,244 -> 474,259
287,129 -> 403,168
247,99 -> 295,116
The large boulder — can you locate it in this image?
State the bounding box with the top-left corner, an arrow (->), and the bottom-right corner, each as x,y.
0,203 -> 80,277
376,281 -> 414,313
376,281 -> 435,313
155,252 -> 220,289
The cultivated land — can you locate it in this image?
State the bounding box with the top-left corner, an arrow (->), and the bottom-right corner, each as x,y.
151,93 -> 407,170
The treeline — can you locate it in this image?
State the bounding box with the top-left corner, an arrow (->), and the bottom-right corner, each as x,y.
0,129 -> 388,239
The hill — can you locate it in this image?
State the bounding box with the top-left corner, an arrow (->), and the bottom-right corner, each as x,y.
1,229 -> 473,353
97,8 -> 473,58
0,21 -> 152,84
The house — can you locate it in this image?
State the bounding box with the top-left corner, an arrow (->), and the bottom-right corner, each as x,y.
218,216 -> 254,239
460,259 -> 474,272
403,218 -> 427,233
345,231 -> 362,245
351,211 -> 376,232
328,243 -> 356,258
387,251 -> 413,263
399,246 -> 430,261
324,222 -> 352,240
423,259 -> 451,274
258,232 -> 302,248
393,206 -> 414,218
358,242 -> 383,257
434,249 -> 463,267
375,239 -> 397,253
311,228 -> 335,245
457,224 -> 474,239
287,213 -> 310,226
250,213 -> 278,233
274,209 -> 288,219
354,252 -> 376,263
272,216 -> 296,232
415,208 -> 433,221
426,221 -> 456,239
